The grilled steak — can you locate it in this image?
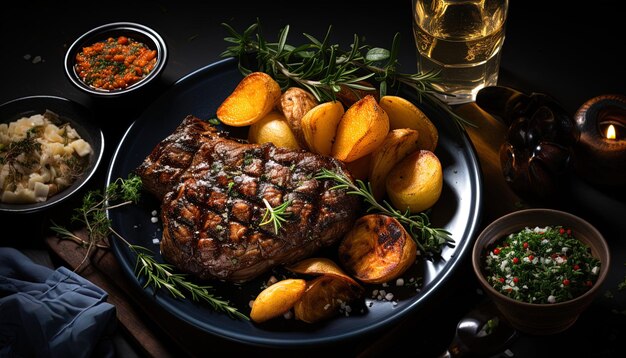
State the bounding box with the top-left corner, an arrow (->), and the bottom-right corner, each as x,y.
135,115 -> 361,282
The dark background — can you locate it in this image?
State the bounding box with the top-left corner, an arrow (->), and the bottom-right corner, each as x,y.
1,1 -> 626,357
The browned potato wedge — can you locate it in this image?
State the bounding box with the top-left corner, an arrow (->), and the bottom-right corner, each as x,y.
287,257 -> 361,288
248,111 -> 301,149
369,128 -> 420,200
338,214 -> 417,284
278,87 -> 319,149
336,82 -> 379,107
216,72 -> 281,127
379,95 -> 438,151
344,153 -> 371,182
250,278 -> 307,323
386,150 -> 443,213
301,100 -> 344,156
294,276 -> 363,323
331,95 -> 390,162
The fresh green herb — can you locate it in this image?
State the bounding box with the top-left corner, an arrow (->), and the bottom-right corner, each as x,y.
221,20 -> 473,128
208,118 -> 221,125
130,244 -> 246,320
259,198 -> 292,234
50,174 -> 247,320
316,167 -> 453,256
243,152 -> 254,166
475,317 -> 500,337
483,226 -> 601,304
0,130 -> 41,166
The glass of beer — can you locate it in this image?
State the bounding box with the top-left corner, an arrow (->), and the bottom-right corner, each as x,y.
412,0 -> 508,104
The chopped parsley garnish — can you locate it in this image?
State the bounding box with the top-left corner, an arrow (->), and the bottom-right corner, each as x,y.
483,226 -> 600,304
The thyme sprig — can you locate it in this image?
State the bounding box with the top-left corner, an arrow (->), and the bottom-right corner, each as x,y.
50,174 -> 247,320
221,20 -> 473,128
259,198 -> 292,234
316,168 -> 453,256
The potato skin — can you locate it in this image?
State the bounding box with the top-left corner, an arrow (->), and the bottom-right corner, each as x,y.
379,95 -> 438,151
344,153 -> 371,182
336,82 -> 379,108
248,111 -> 301,149
216,72 -> 281,127
369,128 -> 420,200
386,150 -> 443,214
331,95 -> 390,162
250,278 -> 307,323
338,214 -> 417,284
301,100 -> 345,156
293,275 -> 363,323
278,87 -> 319,149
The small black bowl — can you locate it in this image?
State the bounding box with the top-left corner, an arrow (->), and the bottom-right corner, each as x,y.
0,95 -> 104,214
64,22 -> 167,98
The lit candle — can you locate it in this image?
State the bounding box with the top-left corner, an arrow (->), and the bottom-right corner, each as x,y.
607,124 -> 616,139
574,94 -> 626,188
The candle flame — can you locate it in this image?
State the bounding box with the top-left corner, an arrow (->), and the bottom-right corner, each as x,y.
607,124 -> 616,139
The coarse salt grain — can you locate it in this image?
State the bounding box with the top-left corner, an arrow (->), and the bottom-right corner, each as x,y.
151,210 -> 158,216
396,278 -> 404,286
151,217 -> 158,223
152,238 -> 159,244
547,295 -> 556,303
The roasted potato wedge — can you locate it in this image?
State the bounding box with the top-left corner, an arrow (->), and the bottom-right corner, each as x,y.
287,257 -> 361,288
369,128 -> 420,200
331,95 -> 390,162
344,153 -> 371,182
278,87 -> 319,149
301,100 -> 344,156
336,82 -> 379,107
248,111 -> 301,149
250,278 -> 307,323
294,276 -> 363,323
216,72 -> 281,127
386,149 -> 443,214
338,214 -> 417,284
379,95 -> 438,151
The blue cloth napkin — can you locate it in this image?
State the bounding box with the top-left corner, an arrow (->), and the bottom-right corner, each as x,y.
0,247 -> 116,357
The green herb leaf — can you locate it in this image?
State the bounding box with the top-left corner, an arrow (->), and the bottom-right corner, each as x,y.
50,174 -> 248,320
259,198 -> 292,234
220,20 -> 473,128
315,167 -> 453,256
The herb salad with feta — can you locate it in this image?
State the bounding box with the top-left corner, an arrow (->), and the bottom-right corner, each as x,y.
483,226 -> 601,304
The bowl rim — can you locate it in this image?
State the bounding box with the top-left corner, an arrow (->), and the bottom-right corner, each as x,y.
471,208 -> 611,308
0,95 -> 105,213
64,21 -> 168,97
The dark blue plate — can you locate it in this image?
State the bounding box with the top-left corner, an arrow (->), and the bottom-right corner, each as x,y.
106,57 -> 483,347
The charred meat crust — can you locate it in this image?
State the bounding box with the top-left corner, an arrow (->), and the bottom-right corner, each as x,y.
135,115 -> 361,282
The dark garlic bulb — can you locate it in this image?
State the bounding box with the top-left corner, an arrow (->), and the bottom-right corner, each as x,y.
476,86 -> 580,201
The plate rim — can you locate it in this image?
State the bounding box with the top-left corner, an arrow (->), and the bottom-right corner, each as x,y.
106,57 -> 484,347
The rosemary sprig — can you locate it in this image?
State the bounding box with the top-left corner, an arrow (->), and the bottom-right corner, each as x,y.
221,20 -> 473,128
50,174 -> 247,320
259,198 -> 292,234
125,243 -> 248,320
316,168 -> 453,256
